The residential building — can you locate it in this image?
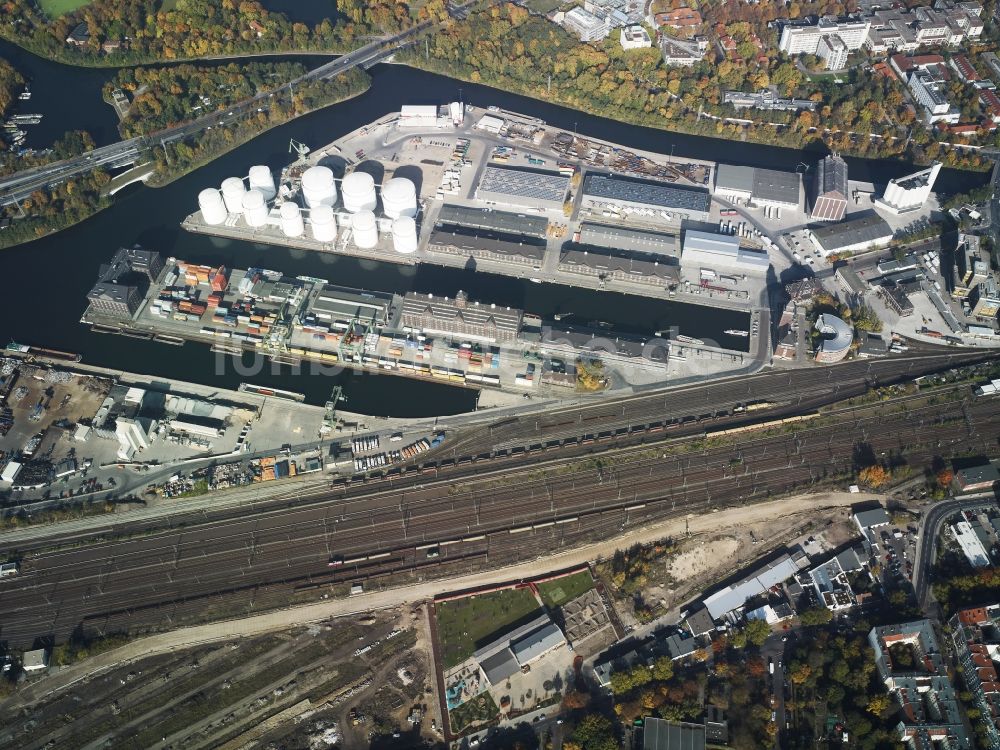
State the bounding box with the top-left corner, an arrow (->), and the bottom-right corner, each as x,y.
875,162 -> 941,214
948,604 -> 1000,750
660,35 -> 704,66
869,620 -> 971,749
949,54 -> 980,82
817,34 -> 849,69
980,88 -> 1000,124
806,547 -> 865,611
65,22 -> 90,46
620,25 -> 652,49
814,313 -> 853,363
866,3 -> 983,54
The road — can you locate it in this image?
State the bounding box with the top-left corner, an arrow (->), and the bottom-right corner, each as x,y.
911,490 -> 999,609
0,31 -> 417,207
1,361 -> 998,648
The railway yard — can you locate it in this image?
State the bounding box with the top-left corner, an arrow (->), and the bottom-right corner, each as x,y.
0,349 -> 997,652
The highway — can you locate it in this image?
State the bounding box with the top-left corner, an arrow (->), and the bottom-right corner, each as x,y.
1,353 -> 998,648
0,32 -> 416,207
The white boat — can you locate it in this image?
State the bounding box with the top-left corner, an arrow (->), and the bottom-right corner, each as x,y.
529,278 -> 542,284
675,335 -> 704,345
18,87 -> 30,100
724,329 -> 749,337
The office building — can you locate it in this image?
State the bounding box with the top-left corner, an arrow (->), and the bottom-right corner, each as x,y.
810,154 -> 849,221
778,16 -> 870,69
620,25 -> 651,49
970,277 -> 1000,318
562,6 -> 612,41
85,247 -> 164,321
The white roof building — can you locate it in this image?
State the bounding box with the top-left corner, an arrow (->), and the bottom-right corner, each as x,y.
563,6 -> 611,42
953,520 -> 991,567
681,230 -> 771,275
875,162 -> 941,215
620,24 -> 651,49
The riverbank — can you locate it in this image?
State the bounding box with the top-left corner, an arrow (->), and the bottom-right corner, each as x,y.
0,70 -> 372,249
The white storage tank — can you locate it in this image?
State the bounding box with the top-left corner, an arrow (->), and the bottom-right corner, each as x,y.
198,188 -> 227,225
381,177 -> 417,219
352,210 -> 378,249
242,189 -> 268,228
280,202 -> 304,238
342,171 -> 377,213
310,205 -> 337,243
391,216 -> 418,254
221,177 -> 246,214
248,165 -> 276,201
301,165 -> 337,209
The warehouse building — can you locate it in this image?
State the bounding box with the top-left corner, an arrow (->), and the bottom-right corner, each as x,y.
875,162 -> 941,214
809,210 -> 894,257
427,226 -> 546,268
714,164 -> 800,208
702,552 -> 805,621
578,223 -> 679,258
437,204 -> 549,239
310,284 -> 393,330
474,613 -> 568,686
680,230 -> 770,275
582,173 -> 711,222
401,290 -> 523,344
476,165 -> 570,211
810,154 -> 849,221
642,718 -> 706,750
558,246 -> 680,286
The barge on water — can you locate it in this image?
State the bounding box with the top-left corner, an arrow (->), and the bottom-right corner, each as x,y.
238,383 -> 305,402
6,342 -> 81,362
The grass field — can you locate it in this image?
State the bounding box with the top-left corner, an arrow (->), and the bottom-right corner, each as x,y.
436,588 -> 541,669
537,570 -> 595,609
38,0 -> 91,17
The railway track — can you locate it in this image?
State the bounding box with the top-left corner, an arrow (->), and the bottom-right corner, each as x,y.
1,382 -> 997,647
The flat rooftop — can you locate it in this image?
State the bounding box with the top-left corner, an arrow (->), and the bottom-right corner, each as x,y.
583,173 -> 711,214
428,226 -> 546,262
810,210 -> 893,251
752,167 -> 800,205
579,223 -> 678,257
437,203 -> 549,238
477,164 -> 570,205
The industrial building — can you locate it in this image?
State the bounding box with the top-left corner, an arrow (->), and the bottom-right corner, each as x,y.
814,313 -> 853,363
702,552 -> 806,621
473,613 -> 567,686
437,204 -> 549,239
809,210 -> 893,257
85,247 -> 165,320
955,463 -> 1000,492
558,246 -> 680,286
400,290 -> 523,344
642,718 -> 706,750
581,173 -> 710,222
309,284 -> 394,331
810,154 -> 849,221
680,230 -> 770,275
426,226 -> 546,267
714,164 -> 800,209
875,162 -> 941,214
578,223 -> 678,258
475,165 -> 570,211
398,104 -> 462,128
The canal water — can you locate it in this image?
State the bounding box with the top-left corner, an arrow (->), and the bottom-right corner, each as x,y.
0,41 -> 990,415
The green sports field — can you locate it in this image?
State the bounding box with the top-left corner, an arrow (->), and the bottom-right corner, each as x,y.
38,0 -> 91,17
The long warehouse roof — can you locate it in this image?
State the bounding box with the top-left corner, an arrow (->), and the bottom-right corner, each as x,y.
437,203 -> 549,238
579,223 -> 679,256
477,165 -> 569,204
428,227 -> 546,262
583,173 -> 711,213
811,210 -> 893,251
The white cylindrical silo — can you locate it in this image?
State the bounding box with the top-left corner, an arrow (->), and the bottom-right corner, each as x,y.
342,171 -> 377,213
381,177 -> 417,219
391,216 -> 418,254
248,165 -> 276,202
242,189 -> 268,228
280,202 -> 304,238
310,205 -> 337,243
198,188 -> 227,225
352,210 -> 378,249
301,165 -> 337,209
221,177 -> 246,214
